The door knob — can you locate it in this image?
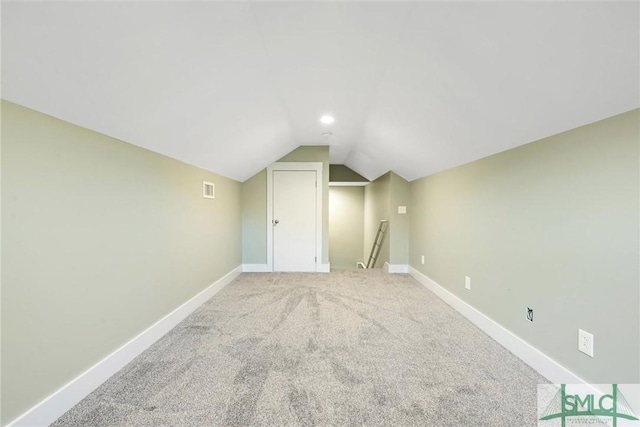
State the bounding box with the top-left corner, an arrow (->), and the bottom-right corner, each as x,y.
273,219 -> 280,225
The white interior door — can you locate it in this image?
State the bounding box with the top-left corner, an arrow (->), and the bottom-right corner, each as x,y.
273,170 -> 317,272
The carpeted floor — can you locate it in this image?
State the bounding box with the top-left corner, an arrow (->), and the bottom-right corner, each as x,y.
52,270 -> 548,426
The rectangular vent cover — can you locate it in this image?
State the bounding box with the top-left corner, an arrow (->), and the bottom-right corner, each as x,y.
203,181 -> 215,199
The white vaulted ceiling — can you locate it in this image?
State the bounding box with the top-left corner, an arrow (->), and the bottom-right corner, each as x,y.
2,1 -> 638,182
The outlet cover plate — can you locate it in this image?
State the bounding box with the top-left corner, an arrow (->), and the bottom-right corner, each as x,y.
578,329 -> 594,357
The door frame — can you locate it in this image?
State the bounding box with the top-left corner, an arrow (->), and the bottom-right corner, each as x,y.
267,162 -> 323,272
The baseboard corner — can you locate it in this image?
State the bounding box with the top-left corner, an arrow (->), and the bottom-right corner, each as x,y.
242,264 -> 271,272
386,264 -> 409,273
317,263 -> 330,273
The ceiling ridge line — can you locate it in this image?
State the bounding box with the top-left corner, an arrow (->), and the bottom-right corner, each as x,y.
247,1 -> 298,156
346,1 -> 420,169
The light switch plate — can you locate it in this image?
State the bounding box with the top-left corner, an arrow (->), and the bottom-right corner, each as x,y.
398,206 -> 407,214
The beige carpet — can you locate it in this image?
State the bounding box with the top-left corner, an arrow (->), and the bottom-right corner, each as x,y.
52,270 -> 548,426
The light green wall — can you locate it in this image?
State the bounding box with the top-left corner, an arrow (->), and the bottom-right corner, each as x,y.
363,171 -> 409,267
329,164 -> 368,183
329,187 -> 365,269
3,97 -> 636,423
1,101 -> 242,425
241,145 -> 330,265
241,170 -> 266,264
364,172 -> 391,267
389,173 -> 410,265
409,109 -> 639,383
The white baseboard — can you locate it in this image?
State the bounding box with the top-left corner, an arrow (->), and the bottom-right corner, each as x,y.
384,263 -> 409,273
317,263 -> 330,273
242,264 -> 330,273
242,264 -> 271,272
8,265 -> 243,427
408,266 -> 588,385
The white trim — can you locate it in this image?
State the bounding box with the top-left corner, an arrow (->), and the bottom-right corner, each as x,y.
408,266 -> 589,385
317,263 -> 330,273
384,263 -> 409,273
242,264 -> 271,272
266,162 -> 323,272
328,181 -> 368,187
7,266 -> 242,427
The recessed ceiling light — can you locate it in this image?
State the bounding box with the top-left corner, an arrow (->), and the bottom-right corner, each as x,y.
320,115 -> 335,124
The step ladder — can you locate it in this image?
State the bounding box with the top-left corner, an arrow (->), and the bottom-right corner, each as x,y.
357,220 -> 388,269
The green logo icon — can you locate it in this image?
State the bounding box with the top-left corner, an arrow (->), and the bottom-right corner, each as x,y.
539,384 -> 638,427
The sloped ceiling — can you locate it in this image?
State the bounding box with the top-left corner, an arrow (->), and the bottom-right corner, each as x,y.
2,1 -> 638,182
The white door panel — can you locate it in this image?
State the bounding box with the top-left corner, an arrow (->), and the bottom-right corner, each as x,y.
273,170 -> 317,272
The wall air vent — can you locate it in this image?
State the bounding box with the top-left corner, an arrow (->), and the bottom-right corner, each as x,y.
203,181 -> 215,199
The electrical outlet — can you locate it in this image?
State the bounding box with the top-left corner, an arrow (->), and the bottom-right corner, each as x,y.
578,329 -> 594,357
465,276 -> 471,290
421,255 -> 425,265
526,307 -> 534,322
